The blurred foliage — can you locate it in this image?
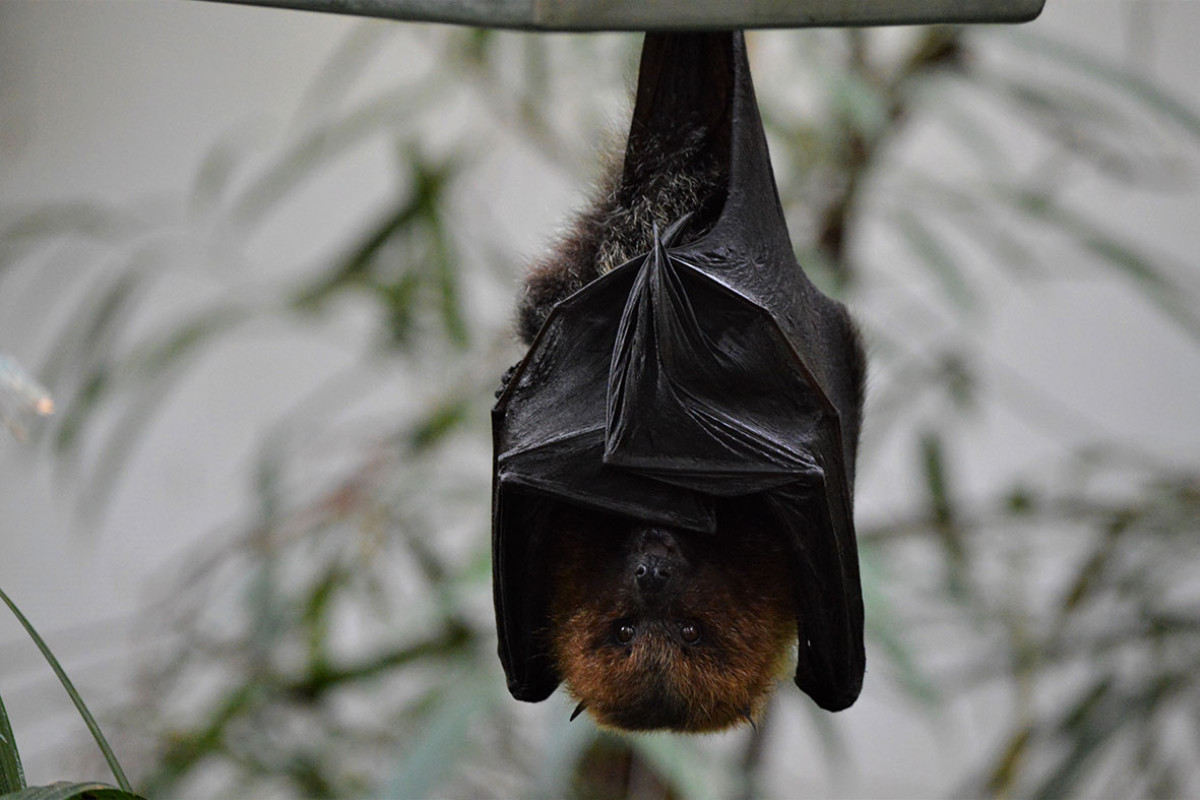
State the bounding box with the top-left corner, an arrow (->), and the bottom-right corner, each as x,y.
0,587 -> 143,799
1,18 -> 1199,800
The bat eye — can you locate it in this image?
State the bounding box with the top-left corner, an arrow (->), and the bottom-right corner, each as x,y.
615,623 -> 636,644
679,622 -> 701,645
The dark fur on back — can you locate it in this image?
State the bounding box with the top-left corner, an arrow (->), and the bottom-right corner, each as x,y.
516,115 -> 729,344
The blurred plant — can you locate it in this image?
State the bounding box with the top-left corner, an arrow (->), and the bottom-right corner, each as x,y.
0,17 -> 1198,800
0,585 -> 144,800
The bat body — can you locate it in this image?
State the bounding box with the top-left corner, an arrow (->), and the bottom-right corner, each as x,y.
493,32 -> 866,732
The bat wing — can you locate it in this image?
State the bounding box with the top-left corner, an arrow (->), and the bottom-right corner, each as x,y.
611,32 -> 866,710
493,31 -> 866,710
603,226 -> 865,711
493,253 -> 718,701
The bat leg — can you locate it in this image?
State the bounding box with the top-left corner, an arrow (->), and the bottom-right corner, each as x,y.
495,363 -> 519,398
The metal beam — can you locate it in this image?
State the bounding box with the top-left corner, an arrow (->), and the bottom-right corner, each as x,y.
200,0 -> 1046,30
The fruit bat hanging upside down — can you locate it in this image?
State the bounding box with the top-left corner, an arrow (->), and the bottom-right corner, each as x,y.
491,31 -> 867,733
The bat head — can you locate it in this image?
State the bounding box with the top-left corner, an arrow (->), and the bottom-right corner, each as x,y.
545,499 -> 796,732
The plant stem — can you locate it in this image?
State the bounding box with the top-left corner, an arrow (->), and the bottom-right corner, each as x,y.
0,585 -> 134,794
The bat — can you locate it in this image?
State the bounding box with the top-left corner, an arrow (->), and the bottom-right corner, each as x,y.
492,31 -> 866,732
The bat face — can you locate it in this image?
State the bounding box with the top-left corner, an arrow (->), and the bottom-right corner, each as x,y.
545,500 -> 796,732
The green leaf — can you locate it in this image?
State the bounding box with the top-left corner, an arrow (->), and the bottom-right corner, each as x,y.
52,366 -> 109,458
860,552 -> 938,706
379,273 -> 422,345
1007,30 -> 1200,145
0,203 -> 133,285
928,89 -> 1014,174
630,735 -> 726,800
292,199 -> 426,312
41,271 -> 142,395
73,374 -> 176,521
983,725 -> 1033,797
1032,678 -> 1118,800
407,158 -> 469,350
999,189 -> 1200,342
920,432 -> 954,528
828,70 -> 889,139
409,398 -> 469,452
62,306 -> 245,517
891,208 -> 977,310
0,782 -> 145,800
0,588 -> 133,795
290,21 -> 399,125
382,676 -> 493,799
531,704 -> 596,800
230,82 -> 442,232
429,219 -> 469,349
0,689 -> 25,793
188,132 -> 250,219
133,307 -> 248,375
920,432 -> 967,597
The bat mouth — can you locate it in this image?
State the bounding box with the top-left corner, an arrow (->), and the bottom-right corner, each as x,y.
597,682 -> 689,732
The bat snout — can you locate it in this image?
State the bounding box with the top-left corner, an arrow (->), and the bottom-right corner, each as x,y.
634,557 -> 673,595
632,527 -> 684,597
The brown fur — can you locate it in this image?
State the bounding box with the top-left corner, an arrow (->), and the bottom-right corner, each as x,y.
545,500 -> 796,732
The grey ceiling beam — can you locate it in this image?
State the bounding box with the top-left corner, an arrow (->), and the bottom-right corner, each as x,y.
200,0 -> 1046,30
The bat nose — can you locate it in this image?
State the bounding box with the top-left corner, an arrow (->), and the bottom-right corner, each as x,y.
634,557 -> 673,594
634,528 -> 680,595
